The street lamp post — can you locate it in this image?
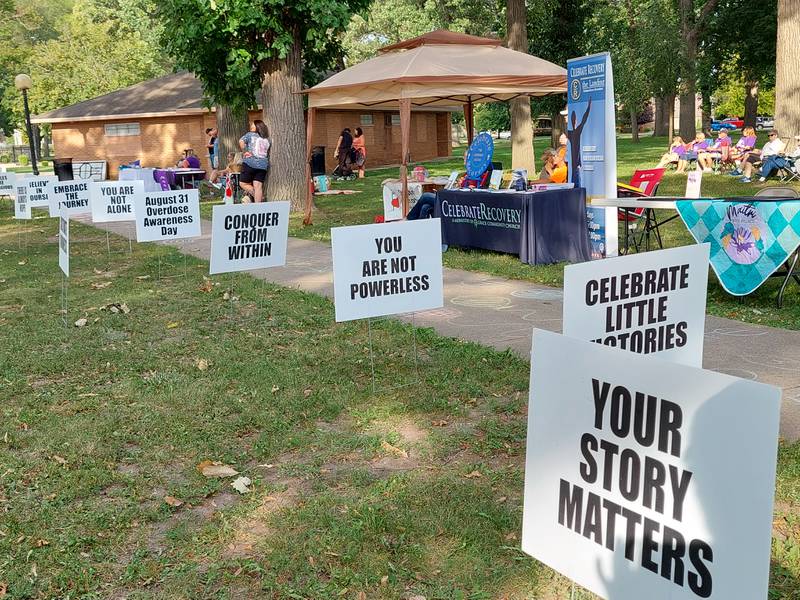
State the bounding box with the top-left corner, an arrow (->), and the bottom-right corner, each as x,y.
14,74 -> 38,176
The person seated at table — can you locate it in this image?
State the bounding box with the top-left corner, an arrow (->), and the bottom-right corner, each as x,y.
683,133 -> 709,169
729,126 -> 758,168
656,136 -> 687,171
406,192 -> 436,220
177,148 -> 201,169
697,130 -> 731,172
756,134 -> 800,181
531,148 -> 567,184
737,130 -> 785,182
209,152 -> 242,186
553,133 -> 569,178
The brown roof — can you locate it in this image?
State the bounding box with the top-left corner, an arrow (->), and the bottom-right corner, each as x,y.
378,29 -> 501,53
32,72 -> 214,124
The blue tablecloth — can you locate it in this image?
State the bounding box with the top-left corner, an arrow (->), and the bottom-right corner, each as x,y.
676,198 -> 800,295
435,188 -> 591,265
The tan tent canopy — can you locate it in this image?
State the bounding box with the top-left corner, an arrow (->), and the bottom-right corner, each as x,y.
302,30 -> 567,224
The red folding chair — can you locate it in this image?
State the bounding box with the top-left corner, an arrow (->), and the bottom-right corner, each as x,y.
617,168 -> 665,252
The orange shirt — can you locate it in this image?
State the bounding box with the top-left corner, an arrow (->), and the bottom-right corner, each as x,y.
352,135 -> 366,158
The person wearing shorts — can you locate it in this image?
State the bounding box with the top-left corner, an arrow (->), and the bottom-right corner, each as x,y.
239,120 -> 270,202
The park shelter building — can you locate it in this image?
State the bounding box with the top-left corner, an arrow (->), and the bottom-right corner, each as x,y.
31,71 -> 453,177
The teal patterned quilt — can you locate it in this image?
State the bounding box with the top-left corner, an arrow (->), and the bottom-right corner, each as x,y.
676,199 -> 800,295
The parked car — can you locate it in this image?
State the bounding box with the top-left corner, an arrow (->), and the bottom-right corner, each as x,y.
756,116 -> 775,130
721,117 -> 744,129
710,120 -> 737,131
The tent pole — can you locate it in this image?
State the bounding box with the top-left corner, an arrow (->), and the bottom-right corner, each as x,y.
303,106 -> 316,226
399,98 -> 411,216
464,96 -> 474,144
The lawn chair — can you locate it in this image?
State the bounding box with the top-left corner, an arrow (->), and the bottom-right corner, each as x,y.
617,168 -> 665,252
778,157 -> 800,183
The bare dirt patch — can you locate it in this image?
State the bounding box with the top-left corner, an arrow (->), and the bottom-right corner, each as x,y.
222,479 -> 306,560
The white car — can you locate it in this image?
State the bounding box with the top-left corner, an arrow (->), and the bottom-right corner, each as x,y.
756,117 -> 774,130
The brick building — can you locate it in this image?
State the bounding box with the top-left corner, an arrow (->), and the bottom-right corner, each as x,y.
31,72 -> 453,178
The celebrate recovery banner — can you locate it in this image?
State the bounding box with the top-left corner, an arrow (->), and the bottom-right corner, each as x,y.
567,52 -> 618,259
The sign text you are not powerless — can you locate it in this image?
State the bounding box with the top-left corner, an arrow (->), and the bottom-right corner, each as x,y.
563,244 -> 710,367
134,189 -> 201,242
331,219 -> 444,322
90,180 -> 143,223
209,202 -> 290,274
522,329 -> 781,600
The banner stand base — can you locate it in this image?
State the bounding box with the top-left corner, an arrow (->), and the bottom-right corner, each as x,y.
366,313 -> 421,394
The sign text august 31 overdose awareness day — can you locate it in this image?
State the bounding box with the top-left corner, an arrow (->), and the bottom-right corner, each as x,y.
563,244 -> 710,367
522,329 -> 781,600
331,219 -> 444,322
209,202 -> 290,274
134,189 -> 201,242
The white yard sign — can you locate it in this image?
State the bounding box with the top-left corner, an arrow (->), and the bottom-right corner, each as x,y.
133,189 -> 201,242
24,175 -> 58,208
331,219 -> 444,322
209,201 -> 290,274
58,210 -> 69,277
563,244 -> 710,367
685,171 -> 703,199
48,180 -> 92,217
522,329 -> 781,600
0,171 -> 16,196
90,180 -> 142,223
14,184 -> 31,219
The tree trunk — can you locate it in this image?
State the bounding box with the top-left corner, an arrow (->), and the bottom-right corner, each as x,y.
701,90 -> 712,134
743,79 -> 759,128
260,27 -> 306,212
42,129 -> 50,158
654,96 -> 666,137
550,110 -> 562,148
666,92 -> 676,138
776,0 -> 800,135
630,108 -> 640,143
507,0 -> 536,174
678,0 -> 697,140
216,104 -> 249,166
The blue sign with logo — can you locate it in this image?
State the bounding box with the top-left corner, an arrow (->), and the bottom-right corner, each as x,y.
567,52 -> 618,258
465,132 -> 494,179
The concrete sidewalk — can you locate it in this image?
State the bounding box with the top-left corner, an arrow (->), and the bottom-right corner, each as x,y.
80,216 -> 800,441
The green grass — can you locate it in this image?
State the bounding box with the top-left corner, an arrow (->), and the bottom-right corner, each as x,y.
224,134 -> 796,329
2,206 -> 800,598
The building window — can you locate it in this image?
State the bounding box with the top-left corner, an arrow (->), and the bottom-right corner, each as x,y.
391,114 -> 401,126
105,123 -> 140,137
360,114 -> 373,126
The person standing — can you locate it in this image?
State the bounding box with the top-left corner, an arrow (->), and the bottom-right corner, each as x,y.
334,127 -> 353,174
239,120 -> 270,203
205,127 -> 218,168
352,127 -> 366,178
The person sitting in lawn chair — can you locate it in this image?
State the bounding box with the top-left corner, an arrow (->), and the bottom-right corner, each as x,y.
728,127 -> 758,172
697,129 -> 731,172
656,136 -> 687,172
736,130 -> 786,182
683,133 -> 709,170
756,134 -> 800,182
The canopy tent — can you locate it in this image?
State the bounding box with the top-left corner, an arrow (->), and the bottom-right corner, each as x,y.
302,30 -> 567,224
